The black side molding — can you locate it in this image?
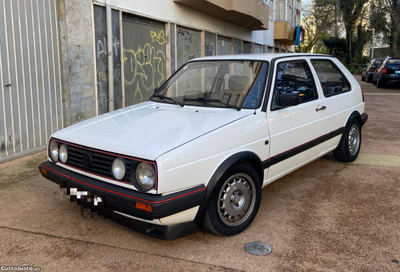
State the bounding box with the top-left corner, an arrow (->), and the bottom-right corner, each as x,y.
262,127 -> 345,169
361,112 -> 368,126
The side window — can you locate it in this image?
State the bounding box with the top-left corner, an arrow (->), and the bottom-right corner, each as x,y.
311,60 -> 351,97
272,60 -> 318,109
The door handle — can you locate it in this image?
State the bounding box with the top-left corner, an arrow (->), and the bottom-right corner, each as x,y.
316,106 -> 326,112
4,83 -> 11,87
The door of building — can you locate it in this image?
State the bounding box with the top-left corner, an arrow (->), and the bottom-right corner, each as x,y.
122,14 -> 167,106
0,0 -> 63,160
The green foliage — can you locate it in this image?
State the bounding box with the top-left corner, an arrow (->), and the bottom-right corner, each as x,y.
322,37 -> 347,61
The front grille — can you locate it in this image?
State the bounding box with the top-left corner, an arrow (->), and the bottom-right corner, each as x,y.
54,140 -> 142,184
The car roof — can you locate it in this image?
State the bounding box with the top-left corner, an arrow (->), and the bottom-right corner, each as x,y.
190,53 -> 332,62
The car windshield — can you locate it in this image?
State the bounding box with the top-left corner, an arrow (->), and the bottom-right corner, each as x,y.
151,60 -> 268,109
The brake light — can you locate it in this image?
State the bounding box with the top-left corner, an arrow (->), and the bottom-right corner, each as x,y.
369,68 -> 375,72
382,67 -> 387,75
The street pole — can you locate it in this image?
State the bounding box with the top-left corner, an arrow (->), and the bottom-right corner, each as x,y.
368,28 -> 375,59
371,28 -> 375,59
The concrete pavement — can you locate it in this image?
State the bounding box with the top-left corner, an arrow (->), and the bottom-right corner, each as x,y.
0,77 -> 399,271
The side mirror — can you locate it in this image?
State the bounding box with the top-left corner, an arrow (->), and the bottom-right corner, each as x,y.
154,87 -> 160,94
278,93 -> 300,107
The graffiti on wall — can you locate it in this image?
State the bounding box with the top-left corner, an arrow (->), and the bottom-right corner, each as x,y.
177,28 -> 201,67
123,30 -> 166,104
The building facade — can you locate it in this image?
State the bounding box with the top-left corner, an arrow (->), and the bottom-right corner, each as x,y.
0,0 -> 300,161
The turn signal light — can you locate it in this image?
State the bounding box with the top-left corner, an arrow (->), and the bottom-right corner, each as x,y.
40,168 -> 47,175
136,202 -> 152,212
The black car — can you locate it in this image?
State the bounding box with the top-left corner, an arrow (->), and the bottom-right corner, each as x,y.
373,57 -> 400,88
361,58 -> 383,83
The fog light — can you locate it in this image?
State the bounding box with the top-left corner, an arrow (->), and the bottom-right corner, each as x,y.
112,158 -> 126,180
59,144 -> 68,163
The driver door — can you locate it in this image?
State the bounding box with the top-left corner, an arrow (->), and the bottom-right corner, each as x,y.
266,58 -> 330,181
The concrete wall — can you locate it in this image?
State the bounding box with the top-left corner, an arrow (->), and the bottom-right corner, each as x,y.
57,0 -> 96,126
95,0 -> 257,43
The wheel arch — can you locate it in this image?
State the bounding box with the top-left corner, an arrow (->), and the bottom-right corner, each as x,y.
193,151 -> 264,225
345,110 -> 362,129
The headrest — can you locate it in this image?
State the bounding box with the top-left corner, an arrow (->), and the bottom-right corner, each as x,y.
228,75 -> 250,91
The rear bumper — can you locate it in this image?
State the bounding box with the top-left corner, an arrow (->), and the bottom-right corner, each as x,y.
381,74 -> 400,82
361,112 -> 368,127
39,161 -> 205,240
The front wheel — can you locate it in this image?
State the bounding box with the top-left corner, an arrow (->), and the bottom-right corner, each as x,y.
202,163 -> 261,236
333,119 -> 361,162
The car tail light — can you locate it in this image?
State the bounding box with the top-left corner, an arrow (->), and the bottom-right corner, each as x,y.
382,67 -> 387,75
369,68 -> 375,72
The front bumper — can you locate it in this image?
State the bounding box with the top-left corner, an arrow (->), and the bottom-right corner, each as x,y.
39,161 -> 205,240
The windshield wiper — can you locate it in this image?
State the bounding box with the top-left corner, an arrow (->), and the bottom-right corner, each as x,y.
152,94 -> 184,107
184,97 -> 241,111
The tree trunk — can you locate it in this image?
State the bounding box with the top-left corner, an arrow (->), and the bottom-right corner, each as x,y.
346,28 -> 353,63
335,0 -> 339,37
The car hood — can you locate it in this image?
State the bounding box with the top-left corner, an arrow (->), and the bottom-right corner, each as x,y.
52,101 -> 252,160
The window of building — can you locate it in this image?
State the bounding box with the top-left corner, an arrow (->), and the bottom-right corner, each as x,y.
311,60 -> 351,97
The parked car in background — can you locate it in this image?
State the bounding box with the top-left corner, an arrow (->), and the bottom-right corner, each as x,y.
373,57 -> 400,88
361,58 -> 383,83
39,53 -> 368,240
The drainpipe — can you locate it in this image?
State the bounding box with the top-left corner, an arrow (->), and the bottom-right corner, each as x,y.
106,0 -> 114,112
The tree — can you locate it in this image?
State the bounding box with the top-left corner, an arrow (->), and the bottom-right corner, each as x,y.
301,0 -> 343,53
323,37 -> 347,60
368,0 -> 399,56
338,0 -> 369,63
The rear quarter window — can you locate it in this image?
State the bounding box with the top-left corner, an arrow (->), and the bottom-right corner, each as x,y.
310,60 -> 351,97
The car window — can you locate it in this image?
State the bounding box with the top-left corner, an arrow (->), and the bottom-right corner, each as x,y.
387,59 -> 400,65
373,59 -> 383,67
272,60 -> 318,109
154,60 -> 268,109
311,60 -> 351,97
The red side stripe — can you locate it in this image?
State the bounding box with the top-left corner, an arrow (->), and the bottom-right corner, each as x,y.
41,164 -> 205,204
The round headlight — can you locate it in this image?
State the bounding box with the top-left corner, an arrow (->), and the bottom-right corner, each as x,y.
135,162 -> 155,191
112,158 -> 126,180
49,141 -> 59,162
59,144 -> 68,163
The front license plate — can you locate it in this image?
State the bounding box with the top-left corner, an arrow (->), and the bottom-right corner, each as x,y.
395,70 -> 400,74
69,188 -> 103,206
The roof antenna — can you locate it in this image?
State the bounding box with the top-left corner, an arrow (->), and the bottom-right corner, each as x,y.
254,81 -> 261,115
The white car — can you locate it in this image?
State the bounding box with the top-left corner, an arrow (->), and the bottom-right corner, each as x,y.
40,53 -> 368,240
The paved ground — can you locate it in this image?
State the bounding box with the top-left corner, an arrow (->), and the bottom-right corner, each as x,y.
0,77 -> 399,271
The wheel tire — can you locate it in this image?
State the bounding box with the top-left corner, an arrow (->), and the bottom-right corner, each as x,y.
361,75 -> 365,81
202,163 -> 261,236
333,119 -> 362,162
377,78 -> 385,88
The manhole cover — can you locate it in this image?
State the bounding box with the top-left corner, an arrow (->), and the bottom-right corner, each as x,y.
244,242 -> 272,256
